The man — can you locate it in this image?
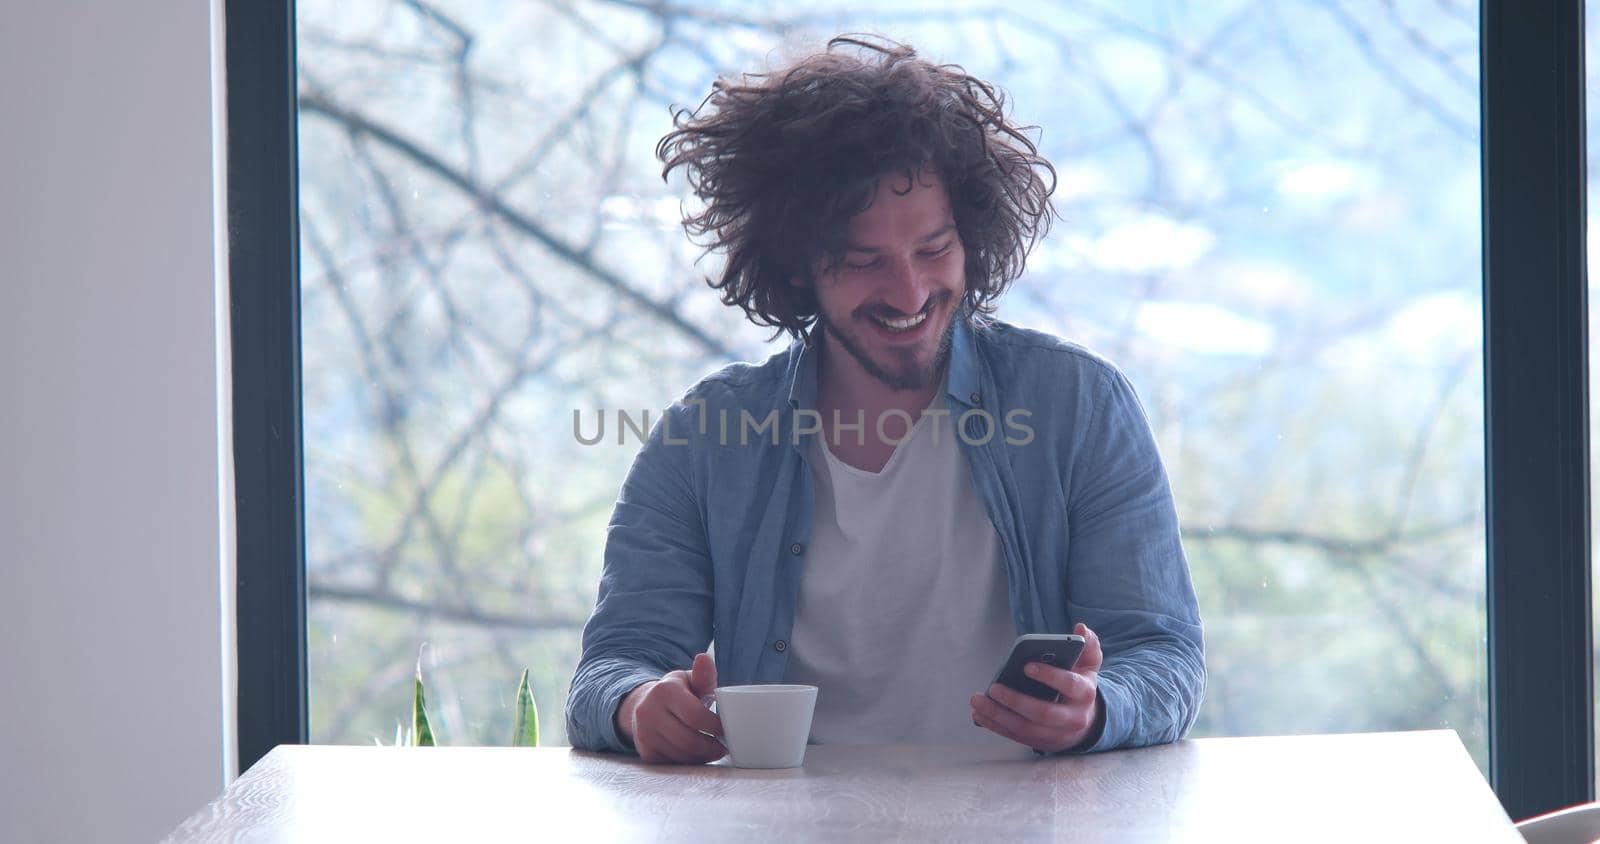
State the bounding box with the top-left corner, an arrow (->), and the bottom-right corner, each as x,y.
565,36 -> 1204,764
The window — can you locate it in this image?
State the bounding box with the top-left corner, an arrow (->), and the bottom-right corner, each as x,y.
293,0 -> 1487,758
236,0 -> 1591,818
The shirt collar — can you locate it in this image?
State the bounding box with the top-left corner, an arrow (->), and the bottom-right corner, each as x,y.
944,315 -> 982,407
786,331 -> 819,411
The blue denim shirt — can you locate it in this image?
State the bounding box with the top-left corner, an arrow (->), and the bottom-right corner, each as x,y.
566,317 -> 1204,754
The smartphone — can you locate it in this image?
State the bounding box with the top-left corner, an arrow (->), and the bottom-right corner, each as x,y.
990,633 -> 1086,702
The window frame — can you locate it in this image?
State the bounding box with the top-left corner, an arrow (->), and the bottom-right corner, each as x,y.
1481,0 -> 1594,819
227,0 -> 1595,819
227,0 -> 308,771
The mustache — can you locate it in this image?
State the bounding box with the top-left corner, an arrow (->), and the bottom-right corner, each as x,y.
857,292 -> 949,320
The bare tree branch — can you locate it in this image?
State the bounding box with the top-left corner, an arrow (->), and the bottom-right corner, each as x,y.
1313,0 -> 1476,138
1184,517 -> 1476,555
300,91 -> 735,359
312,581 -> 591,631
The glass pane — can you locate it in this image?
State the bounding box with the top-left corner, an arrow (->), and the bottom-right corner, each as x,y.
298,0 -> 1486,764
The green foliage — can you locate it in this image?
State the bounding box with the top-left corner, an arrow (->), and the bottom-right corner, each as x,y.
412,656 -> 436,747
513,668 -> 540,747
387,654 -> 540,748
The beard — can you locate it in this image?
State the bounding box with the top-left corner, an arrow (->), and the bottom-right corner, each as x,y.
818,296 -> 959,392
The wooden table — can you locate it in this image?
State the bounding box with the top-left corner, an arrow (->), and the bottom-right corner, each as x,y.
165,730 -> 1518,842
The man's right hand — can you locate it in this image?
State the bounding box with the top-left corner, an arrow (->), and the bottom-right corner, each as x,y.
615,652 -> 726,764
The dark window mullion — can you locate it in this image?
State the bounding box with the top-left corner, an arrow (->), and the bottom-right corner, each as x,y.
228,0 -> 307,773
1482,0 -> 1593,820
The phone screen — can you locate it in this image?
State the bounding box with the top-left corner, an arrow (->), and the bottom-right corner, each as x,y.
990,635 -> 1086,702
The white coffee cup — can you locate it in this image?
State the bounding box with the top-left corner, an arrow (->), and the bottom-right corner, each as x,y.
711,684 -> 818,769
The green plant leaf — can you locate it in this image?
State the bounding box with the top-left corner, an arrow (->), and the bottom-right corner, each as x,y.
512,668 -> 539,747
413,658 -> 436,747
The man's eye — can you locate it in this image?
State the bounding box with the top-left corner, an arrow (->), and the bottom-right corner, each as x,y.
921,244 -> 953,259
844,258 -> 881,270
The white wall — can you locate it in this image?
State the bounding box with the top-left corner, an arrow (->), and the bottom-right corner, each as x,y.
0,2 -> 231,842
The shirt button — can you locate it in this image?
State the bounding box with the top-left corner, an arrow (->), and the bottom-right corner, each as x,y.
790,543 -> 803,555
970,391 -> 982,404
774,640 -> 787,652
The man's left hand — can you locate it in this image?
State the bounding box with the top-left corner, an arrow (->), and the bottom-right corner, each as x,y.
971,622 -> 1105,753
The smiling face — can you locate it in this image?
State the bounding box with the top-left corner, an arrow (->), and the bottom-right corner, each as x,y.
810,168 -> 967,395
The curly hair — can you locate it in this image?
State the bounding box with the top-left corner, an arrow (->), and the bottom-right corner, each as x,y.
657,34 -> 1057,341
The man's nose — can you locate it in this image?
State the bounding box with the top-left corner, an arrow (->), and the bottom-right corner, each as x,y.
880,256 -> 930,314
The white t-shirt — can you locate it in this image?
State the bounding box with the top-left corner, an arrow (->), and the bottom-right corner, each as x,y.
784,402 -> 1019,747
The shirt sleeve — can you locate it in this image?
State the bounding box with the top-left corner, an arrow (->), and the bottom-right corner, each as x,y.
1062,365 -> 1206,752
564,400 -> 715,753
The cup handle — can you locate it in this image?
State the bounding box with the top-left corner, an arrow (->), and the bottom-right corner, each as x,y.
697,695 -> 728,749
